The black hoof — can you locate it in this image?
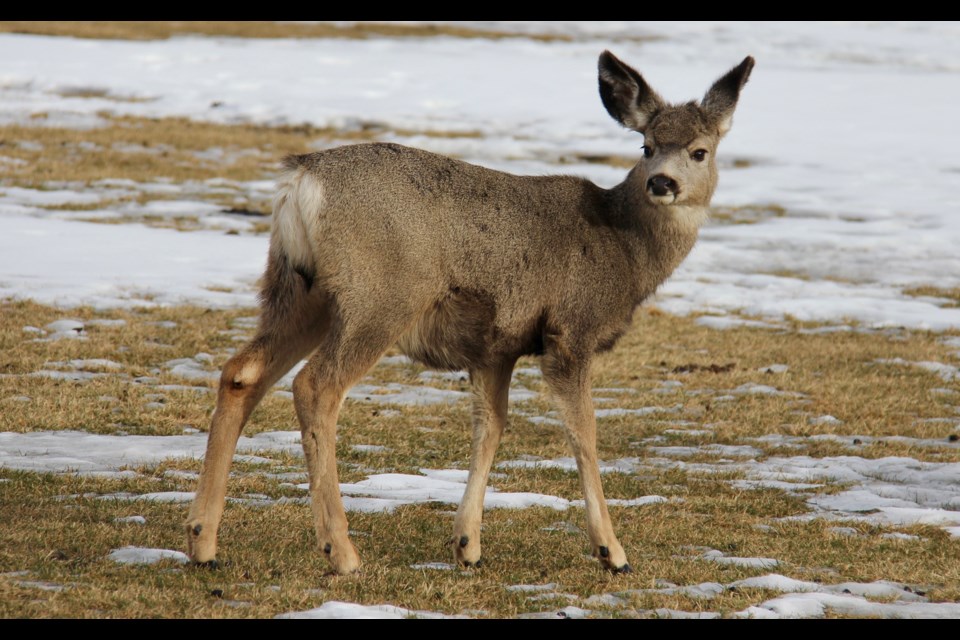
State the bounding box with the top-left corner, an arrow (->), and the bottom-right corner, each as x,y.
194,559 -> 220,570
611,563 -> 633,575
462,558 -> 482,569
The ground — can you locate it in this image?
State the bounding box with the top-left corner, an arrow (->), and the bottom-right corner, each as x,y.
0,21 -> 958,619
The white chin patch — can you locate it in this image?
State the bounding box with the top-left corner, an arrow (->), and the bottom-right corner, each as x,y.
648,193 -> 678,206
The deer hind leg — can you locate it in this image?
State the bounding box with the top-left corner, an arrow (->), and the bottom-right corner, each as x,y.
292,319 -> 399,575
542,356 -> 631,574
185,314 -> 326,565
450,359 -> 515,567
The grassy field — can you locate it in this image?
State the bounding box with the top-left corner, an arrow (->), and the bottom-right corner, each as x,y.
0,37 -> 959,614
1,297 -> 958,618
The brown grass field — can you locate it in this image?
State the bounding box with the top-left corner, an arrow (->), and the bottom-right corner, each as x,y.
0,22 -> 958,618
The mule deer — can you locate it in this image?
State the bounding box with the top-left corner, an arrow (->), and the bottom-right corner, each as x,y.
185,51 -> 754,574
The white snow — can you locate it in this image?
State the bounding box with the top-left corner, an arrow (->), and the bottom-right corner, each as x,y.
3,22 -> 960,619
732,383 -> 804,397
0,216 -> 263,309
409,562 -> 455,571
500,450 -> 960,537
595,405 -> 682,419
346,383 -> 469,406
107,546 -> 190,565
876,358 -> 960,382
506,583 -> 558,592
327,472 -> 570,512
700,549 -> 779,569
737,592 -> 960,619
758,364 -> 789,374
0,430 -> 302,474
15,580 -> 69,592
276,601 -> 464,619
729,574 -> 819,592
0,24 -> 957,329
351,444 -> 389,454
113,515 -> 147,525
100,491 -> 195,503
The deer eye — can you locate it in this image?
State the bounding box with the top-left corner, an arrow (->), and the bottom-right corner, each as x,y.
642,145 -> 653,159
691,149 -> 707,162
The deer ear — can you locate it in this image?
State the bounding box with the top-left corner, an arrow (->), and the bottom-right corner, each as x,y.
702,56 -> 755,137
598,50 -> 666,133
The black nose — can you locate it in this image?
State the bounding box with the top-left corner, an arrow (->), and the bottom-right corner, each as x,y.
647,174 -> 678,197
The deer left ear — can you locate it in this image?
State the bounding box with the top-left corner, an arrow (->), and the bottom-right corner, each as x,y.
701,56 -> 755,137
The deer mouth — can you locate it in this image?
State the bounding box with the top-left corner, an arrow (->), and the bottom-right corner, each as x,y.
648,192 -> 679,206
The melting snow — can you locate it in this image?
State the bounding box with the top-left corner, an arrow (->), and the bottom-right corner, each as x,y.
277,601 -> 465,619
108,546 -> 190,565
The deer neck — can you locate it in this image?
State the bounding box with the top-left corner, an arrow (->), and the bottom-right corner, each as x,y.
611,173 -> 709,295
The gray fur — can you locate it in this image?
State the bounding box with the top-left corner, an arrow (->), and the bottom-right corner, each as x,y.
186,51 -> 754,574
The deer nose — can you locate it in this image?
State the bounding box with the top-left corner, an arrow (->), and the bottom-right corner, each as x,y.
647,174 -> 678,197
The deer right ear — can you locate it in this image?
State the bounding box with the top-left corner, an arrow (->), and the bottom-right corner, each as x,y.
598,51 -> 665,133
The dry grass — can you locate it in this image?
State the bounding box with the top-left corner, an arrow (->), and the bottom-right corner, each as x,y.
709,204 -> 786,225
0,115 -> 485,193
1,298 -> 958,618
0,116 -> 347,186
1,112 -> 958,618
903,286 -> 960,309
0,21 -> 576,43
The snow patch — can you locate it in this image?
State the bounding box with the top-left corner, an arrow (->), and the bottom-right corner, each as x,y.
108,546 -> 190,565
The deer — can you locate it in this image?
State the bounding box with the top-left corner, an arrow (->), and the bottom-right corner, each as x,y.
185,51 -> 754,575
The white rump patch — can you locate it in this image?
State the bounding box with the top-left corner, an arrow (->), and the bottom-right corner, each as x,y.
272,168 -> 324,271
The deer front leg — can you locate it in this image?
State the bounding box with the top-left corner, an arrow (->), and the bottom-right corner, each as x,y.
451,360 -> 514,567
543,358 -> 631,574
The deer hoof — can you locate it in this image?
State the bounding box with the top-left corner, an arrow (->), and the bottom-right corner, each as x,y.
326,541 -> 361,575
611,563 -> 633,575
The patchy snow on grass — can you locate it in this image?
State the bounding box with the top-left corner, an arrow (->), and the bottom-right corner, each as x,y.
699,549 -> 779,569
737,592 -> 960,619
346,383 -> 469,406
498,450 -> 960,538
113,515 -> 147,525
587,572 -> 936,618
875,358 -> 960,382
330,472 -> 570,512
0,430 -> 302,474
15,580 -> 70,592
1,24 -> 959,329
277,600 -> 466,619
506,583 -> 558,593
409,562 -> 455,571
594,404 -> 682,419
107,546 -> 190,565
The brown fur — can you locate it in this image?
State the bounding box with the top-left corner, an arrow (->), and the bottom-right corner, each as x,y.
185,51 -> 754,574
